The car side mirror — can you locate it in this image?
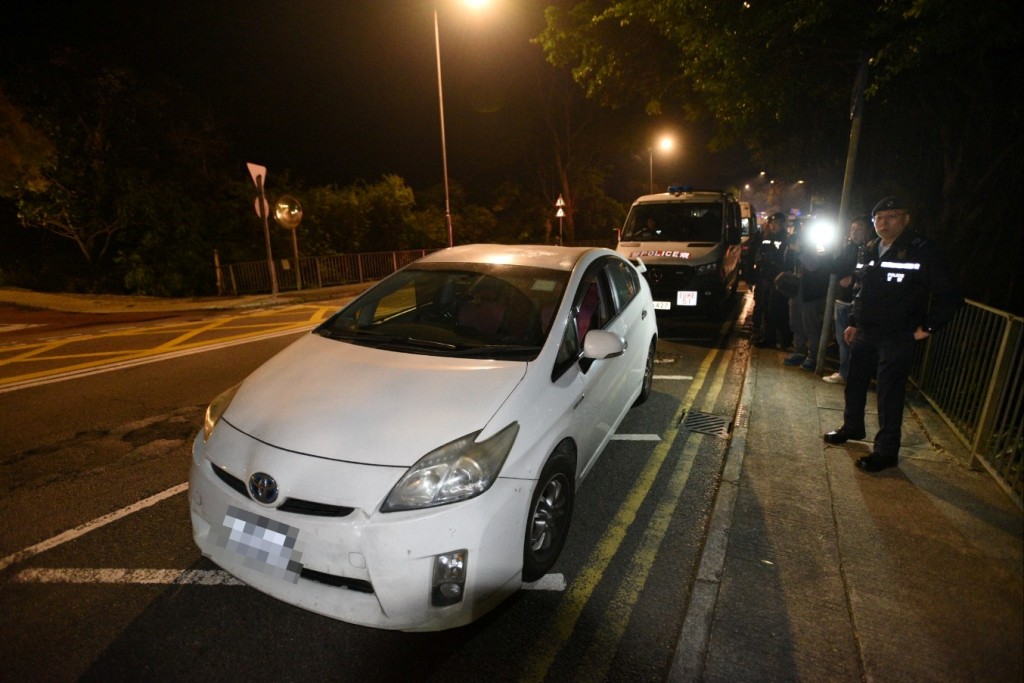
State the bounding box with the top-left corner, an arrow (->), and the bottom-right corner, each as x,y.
583,330 -> 626,359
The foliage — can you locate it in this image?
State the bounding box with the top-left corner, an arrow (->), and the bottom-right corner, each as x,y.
537,0 -> 1023,312
0,86 -> 55,197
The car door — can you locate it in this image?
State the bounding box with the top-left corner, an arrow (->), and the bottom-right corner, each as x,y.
562,258 -> 630,479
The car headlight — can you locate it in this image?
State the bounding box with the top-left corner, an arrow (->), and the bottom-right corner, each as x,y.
381,422 -> 519,512
696,261 -> 720,275
203,384 -> 240,442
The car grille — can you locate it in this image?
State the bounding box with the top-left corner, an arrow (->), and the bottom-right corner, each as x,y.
211,463 -> 355,517
645,265 -> 696,289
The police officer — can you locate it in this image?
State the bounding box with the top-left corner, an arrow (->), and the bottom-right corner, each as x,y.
751,212 -> 792,348
823,196 -> 962,471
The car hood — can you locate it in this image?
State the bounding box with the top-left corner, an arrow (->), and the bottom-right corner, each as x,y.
222,333 -> 527,467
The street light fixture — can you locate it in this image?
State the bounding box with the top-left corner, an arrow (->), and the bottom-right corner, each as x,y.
648,135 -> 674,194
434,1 -> 490,249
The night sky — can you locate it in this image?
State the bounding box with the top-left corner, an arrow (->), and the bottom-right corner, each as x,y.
3,1 -> 746,195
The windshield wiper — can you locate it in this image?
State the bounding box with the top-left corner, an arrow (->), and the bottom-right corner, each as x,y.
318,327 -> 456,351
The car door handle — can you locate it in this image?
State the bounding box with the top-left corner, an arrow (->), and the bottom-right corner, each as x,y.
642,309 -> 648,320
572,394 -> 585,410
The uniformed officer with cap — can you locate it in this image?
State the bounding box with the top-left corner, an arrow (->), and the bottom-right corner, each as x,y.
823,196 -> 962,471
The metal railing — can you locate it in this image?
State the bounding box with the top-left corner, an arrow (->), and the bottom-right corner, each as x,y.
218,249 -> 440,296
912,300 -> 1023,508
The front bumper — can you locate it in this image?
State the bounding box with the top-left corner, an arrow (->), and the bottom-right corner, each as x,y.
188,430 -> 530,631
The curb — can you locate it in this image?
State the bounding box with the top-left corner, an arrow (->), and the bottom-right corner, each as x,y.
667,342 -> 756,681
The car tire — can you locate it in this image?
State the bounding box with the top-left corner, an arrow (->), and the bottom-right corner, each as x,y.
633,337 -> 656,407
522,448 -> 575,582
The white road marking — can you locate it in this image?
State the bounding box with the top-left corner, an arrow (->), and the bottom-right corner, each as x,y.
654,375 -> 693,380
524,574 -> 566,591
611,434 -> 662,441
0,483 -> 188,571
1,480 -> 568,592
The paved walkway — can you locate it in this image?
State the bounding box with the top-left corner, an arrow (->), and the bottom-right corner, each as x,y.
672,343 -> 1023,682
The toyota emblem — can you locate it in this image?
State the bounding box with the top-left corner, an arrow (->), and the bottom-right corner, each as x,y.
248,472 -> 279,504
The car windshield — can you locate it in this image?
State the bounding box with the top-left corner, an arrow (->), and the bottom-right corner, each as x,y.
316,263 -> 569,360
621,202 -> 723,242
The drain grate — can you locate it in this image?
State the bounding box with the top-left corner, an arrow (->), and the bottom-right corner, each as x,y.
682,410 -> 732,438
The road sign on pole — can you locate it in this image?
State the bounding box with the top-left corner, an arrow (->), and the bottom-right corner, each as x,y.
247,162 -> 278,297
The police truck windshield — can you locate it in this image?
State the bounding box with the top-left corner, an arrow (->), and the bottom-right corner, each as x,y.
622,203 -> 723,243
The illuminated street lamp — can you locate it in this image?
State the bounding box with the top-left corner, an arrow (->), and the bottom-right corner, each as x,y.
434,1 -> 490,248
649,135 -> 674,193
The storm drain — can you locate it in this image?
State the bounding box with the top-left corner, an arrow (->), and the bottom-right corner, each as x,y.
681,410 -> 732,439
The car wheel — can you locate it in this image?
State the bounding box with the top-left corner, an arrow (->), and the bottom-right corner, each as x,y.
633,337 -> 656,407
523,449 -> 575,582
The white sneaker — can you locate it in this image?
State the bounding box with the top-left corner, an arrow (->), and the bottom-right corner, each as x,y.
822,372 -> 845,384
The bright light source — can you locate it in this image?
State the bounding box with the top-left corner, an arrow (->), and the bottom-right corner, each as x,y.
808,218 -> 837,252
658,135 -> 674,152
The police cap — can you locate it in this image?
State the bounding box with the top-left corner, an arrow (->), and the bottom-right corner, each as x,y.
871,196 -> 908,216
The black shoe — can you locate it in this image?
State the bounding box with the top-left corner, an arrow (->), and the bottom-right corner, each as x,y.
856,452 -> 898,472
823,427 -> 866,445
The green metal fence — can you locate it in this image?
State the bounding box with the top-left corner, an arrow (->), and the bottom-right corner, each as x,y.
219,249 -> 439,296
912,300 -> 1023,508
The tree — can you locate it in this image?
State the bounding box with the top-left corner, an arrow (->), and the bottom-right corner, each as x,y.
0,86 -> 55,198
538,0 -> 1023,311
3,52 -> 251,294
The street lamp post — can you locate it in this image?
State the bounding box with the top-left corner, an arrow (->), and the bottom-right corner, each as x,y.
648,135 -> 674,194
434,9 -> 454,248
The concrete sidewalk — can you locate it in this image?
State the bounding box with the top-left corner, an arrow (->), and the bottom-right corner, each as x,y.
673,343 -> 1024,681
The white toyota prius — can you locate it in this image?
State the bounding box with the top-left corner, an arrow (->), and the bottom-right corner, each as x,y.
189,244 -> 658,631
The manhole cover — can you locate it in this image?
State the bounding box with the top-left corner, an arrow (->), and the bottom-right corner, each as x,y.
682,410 -> 732,438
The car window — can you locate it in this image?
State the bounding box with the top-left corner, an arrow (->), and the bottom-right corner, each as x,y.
320,264 -> 568,360
552,265 -> 613,379
605,259 -> 638,311
622,202 -> 723,242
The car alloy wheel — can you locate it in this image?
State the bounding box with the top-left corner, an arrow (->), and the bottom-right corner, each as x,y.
634,337 -> 656,407
522,449 -> 575,582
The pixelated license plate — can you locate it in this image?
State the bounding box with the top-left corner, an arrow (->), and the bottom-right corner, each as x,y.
212,505 -> 305,583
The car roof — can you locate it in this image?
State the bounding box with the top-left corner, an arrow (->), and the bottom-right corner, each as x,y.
417,244 -> 613,272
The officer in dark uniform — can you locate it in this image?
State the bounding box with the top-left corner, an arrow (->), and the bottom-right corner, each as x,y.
751,212 -> 792,348
823,196 -> 962,471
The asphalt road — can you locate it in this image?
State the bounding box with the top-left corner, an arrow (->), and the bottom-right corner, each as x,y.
0,298 -> 750,681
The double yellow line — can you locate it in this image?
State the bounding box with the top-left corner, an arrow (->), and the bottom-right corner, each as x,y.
524,344 -> 734,681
